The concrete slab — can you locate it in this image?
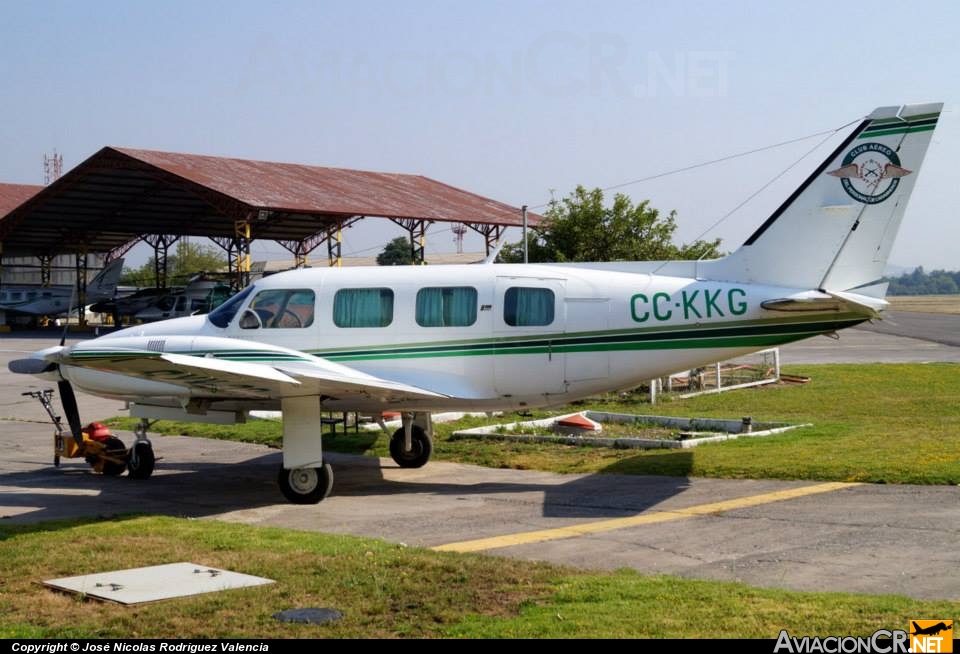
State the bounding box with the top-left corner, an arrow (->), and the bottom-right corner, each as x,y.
43,562 -> 274,605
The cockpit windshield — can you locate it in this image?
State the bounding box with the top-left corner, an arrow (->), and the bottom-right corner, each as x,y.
207,286 -> 253,328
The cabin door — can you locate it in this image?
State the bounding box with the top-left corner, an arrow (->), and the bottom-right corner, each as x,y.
564,297 -> 610,383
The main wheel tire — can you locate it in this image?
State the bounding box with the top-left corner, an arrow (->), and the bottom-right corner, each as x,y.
127,442 -> 156,480
100,437 -> 128,477
389,426 -> 433,469
278,463 -> 333,504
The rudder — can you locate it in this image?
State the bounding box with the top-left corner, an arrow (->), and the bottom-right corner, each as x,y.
707,103 -> 942,292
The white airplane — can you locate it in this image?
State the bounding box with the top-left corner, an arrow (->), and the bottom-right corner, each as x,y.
0,258 -> 125,318
9,102 -> 942,503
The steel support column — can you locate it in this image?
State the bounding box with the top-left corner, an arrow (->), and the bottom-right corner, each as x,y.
74,251 -> 88,326
143,234 -> 180,288
467,223 -> 504,256
390,218 -> 430,265
233,219 -> 252,288
291,243 -> 310,268
277,232 -> 326,269
212,220 -> 253,290
38,254 -> 54,287
326,220 -> 344,267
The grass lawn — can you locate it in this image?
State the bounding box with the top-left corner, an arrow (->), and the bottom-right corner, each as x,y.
888,295 -> 960,315
1,516 -> 956,639
106,363 -> 960,485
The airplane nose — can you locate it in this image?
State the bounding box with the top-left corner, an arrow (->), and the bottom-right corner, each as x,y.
7,345 -> 65,376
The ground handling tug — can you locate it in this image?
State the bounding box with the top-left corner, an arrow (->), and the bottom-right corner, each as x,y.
24,389 -> 155,478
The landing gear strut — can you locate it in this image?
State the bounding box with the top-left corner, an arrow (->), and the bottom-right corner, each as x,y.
277,396 -> 335,504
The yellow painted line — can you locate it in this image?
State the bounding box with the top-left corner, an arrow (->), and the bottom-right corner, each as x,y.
432,482 -> 858,553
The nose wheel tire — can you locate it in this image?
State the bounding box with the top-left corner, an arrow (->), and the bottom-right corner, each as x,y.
127,442 -> 156,480
389,426 -> 433,469
278,463 -> 334,504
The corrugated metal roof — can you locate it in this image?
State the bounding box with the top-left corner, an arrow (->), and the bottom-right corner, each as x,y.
259,251 -> 486,272
0,147 -> 541,256
0,183 -> 42,216
115,147 -> 533,224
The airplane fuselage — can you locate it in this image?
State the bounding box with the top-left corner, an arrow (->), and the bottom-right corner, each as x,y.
0,258 -> 125,317
59,262 -> 865,413
0,285 -> 80,316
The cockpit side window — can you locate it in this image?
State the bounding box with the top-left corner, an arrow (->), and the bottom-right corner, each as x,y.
208,286 -> 253,328
243,289 -> 315,329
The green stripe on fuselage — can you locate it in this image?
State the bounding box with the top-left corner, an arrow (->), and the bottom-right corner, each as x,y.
69,316 -> 865,367
314,316 -> 865,362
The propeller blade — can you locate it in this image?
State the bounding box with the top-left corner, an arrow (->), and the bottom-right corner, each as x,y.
58,380 -> 84,447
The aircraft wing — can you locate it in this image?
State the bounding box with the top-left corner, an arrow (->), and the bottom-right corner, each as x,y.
51,347 -> 448,403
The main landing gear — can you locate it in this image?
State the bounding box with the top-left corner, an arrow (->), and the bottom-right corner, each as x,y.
275,403 -> 435,505
389,412 -> 434,468
277,462 -> 334,504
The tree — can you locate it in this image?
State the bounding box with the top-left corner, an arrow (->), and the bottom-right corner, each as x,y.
120,241 -> 228,287
377,236 -> 415,266
499,186 -> 722,264
885,266 -> 960,295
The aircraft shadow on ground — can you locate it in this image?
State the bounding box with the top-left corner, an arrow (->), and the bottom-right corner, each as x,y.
0,443 -> 694,527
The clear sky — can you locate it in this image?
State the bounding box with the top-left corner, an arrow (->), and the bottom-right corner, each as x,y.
2,0 -> 958,271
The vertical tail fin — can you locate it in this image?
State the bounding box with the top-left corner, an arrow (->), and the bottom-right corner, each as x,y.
85,258 -> 125,301
707,103 -> 942,291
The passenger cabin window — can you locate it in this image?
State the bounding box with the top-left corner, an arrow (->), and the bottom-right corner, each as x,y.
333,288 -> 393,328
416,287 -> 477,327
240,289 -> 315,329
504,287 -> 555,326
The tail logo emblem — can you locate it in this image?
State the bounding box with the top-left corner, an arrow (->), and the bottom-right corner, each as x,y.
827,142 -> 911,204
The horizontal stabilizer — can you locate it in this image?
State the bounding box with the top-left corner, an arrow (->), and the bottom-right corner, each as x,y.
761,296 -> 848,313
827,289 -> 888,319
761,289 -> 887,319
844,281 -> 889,299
